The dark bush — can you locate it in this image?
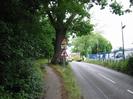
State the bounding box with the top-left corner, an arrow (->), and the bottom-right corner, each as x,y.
127,56 -> 133,75
0,59 -> 44,99
0,0 -> 54,98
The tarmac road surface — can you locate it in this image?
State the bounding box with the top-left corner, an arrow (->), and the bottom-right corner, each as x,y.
70,61 -> 133,99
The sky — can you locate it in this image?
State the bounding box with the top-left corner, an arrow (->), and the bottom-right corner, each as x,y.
89,0 -> 133,50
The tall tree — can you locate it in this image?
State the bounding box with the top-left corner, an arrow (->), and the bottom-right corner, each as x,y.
43,0 -> 92,63
72,33 -> 112,56
43,0 -> 128,64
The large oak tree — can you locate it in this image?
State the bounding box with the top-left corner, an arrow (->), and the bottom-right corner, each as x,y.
43,0 -> 132,64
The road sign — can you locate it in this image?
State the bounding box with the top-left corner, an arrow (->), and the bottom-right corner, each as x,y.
61,38 -> 67,49
61,38 -> 67,45
61,50 -> 68,57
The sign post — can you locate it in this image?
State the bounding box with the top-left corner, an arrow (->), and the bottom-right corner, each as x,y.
61,38 -> 68,67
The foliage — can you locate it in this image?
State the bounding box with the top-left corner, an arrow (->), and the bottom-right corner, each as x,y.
43,0 -> 118,63
0,0 -> 54,98
72,33 -> 112,56
110,1 -> 124,15
43,0 -> 94,63
87,53 -> 133,76
127,55 -> 133,75
68,17 -> 94,36
87,57 -> 133,76
53,65 -> 81,99
42,0 -> 132,63
0,59 -> 47,99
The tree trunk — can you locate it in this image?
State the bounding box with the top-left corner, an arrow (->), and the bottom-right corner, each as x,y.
51,27 -> 66,64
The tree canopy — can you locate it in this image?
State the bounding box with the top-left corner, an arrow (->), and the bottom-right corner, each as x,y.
43,0 -> 133,63
72,33 -> 112,56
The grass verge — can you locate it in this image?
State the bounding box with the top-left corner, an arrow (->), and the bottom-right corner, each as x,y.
52,65 -> 81,99
86,59 -> 129,74
34,59 -> 48,72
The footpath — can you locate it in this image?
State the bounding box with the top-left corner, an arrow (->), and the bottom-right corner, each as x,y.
41,66 -> 62,99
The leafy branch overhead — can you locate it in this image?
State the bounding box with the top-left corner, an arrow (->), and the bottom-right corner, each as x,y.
44,0 -> 132,35
42,0 -> 133,63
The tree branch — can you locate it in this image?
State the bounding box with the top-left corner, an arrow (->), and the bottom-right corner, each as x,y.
46,10 -> 56,28
65,13 -> 76,29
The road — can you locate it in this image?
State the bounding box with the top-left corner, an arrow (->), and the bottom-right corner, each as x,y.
70,61 -> 133,99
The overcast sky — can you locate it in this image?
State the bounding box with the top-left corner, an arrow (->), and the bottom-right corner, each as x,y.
90,0 -> 133,50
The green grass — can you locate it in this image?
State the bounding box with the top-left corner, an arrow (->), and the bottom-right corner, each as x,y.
34,59 -> 48,72
86,59 -> 128,74
34,59 -> 48,65
53,65 -> 81,99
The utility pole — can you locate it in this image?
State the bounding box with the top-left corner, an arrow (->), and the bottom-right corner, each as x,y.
121,22 -> 126,60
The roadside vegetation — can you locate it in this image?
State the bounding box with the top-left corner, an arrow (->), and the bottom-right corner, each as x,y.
87,55 -> 133,76
0,0 -> 54,98
52,65 -> 81,99
72,33 -> 112,57
1,0 -> 133,99
0,59 -> 47,99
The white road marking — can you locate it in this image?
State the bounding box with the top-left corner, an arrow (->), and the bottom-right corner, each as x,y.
98,73 -> 116,84
127,89 -> 133,95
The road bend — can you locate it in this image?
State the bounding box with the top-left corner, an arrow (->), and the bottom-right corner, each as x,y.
70,61 -> 133,99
